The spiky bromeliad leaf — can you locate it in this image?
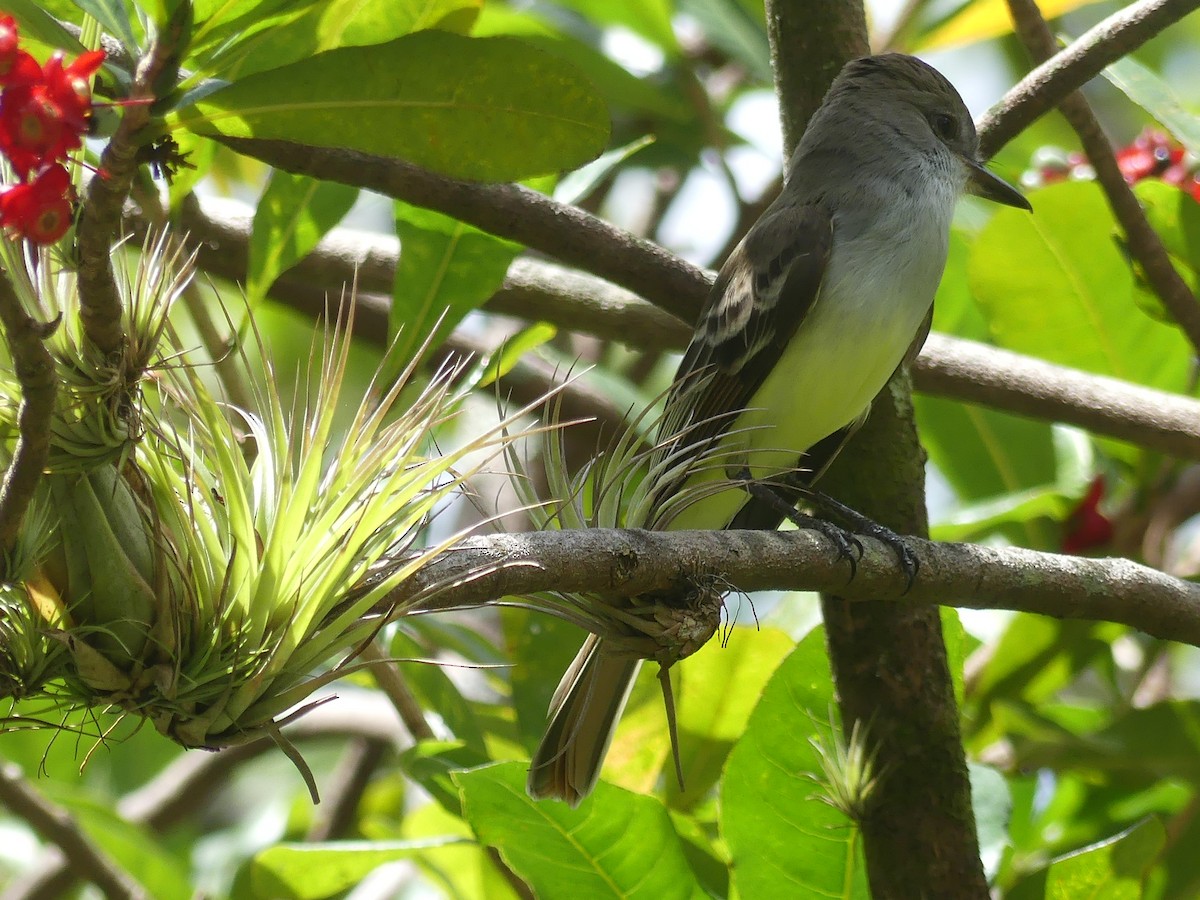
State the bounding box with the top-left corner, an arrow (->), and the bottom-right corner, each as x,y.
0,231 -> 551,755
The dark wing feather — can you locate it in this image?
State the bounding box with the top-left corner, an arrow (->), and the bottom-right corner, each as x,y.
656,203 -> 833,478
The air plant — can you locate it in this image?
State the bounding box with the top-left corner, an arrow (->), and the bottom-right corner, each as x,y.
0,228 -> 543,773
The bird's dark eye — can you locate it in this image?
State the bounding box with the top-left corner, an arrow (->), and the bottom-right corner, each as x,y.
931,113 -> 957,140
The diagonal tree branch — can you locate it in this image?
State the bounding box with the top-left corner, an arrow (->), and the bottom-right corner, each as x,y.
1003,0 -> 1200,352
143,197 -> 1200,460
0,763 -> 146,900
977,0 -> 1200,159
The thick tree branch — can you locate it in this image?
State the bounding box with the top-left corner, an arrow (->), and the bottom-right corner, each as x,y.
1004,0 -> 1200,352
0,763 -> 146,900
977,0 -> 1200,159
0,277 -> 57,554
146,197 -> 1200,459
389,528 -> 1200,649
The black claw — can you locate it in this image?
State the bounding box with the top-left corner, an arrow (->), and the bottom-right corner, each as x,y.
735,472 -> 921,591
856,519 -> 920,592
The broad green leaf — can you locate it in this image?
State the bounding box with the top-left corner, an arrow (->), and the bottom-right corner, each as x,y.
665,625 -> 793,810
917,395 -> 1057,505
930,484 -> 1072,544
918,0 -> 1105,50
247,171 -> 357,303
401,741 -> 489,815
1133,180 -> 1200,309
36,782 -> 193,900
1101,54 -> 1200,157
212,0 -> 481,79
401,802 -> 521,900
721,628 -> 870,900
454,761 -> 706,899
1010,818 -> 1165,900
968,181 -> 1191,392
964,616 -> 1113,747
504,607 -> 587,753
554,135 -> 656,205
251,839 -> 466,899
1012,701 -> 1200,784
173,32 -> 611,182
391,202 -> 522,363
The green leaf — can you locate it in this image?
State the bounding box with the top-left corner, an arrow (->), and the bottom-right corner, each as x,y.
1011,818 -> 1165,900
721,628 -> 870,900
252,839 -> 466,899
4,0 -> 87,53
556,0 -> 678,55
970,762 -> 1013,879
173,32 -> 611,182
665,625 -> 793,810
474,7 -> 691,124
477,323 -> 557,388
1131,180 -> 1200,317
1100,54 -> 1200,157
71,0 -> 136,49
454,761 -> 706,899
209,0 -> 480,79
917,396 -> 1057,505
679,0 -> 772,84
391,202 -> 522,363
968,181 -> 1191,392
247,171 -> 357,303
389,630 -> 489,755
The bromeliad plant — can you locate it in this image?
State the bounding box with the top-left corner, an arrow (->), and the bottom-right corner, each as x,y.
0,15 -> 541,770
0,228 -> 534,758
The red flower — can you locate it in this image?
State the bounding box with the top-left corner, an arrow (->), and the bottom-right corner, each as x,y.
0,48 -> 104,176
0,18 -> 38,88
1062,475 -> 1114,555
0,163 -> 73,244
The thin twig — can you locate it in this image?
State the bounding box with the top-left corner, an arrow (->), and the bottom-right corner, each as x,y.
305,738 -> 387,841
0,276 -> 56,554
1003,0 -> 1200,354
977,0 -> 1200,159
0,763 -> 146,900
359,640 -> 437,742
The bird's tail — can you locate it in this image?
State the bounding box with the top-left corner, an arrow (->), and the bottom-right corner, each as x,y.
526,634 -> 641,806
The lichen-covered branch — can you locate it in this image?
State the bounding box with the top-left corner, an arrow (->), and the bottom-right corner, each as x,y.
387,527 -> 1200,649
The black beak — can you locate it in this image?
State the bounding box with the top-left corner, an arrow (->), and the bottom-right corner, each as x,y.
965,157 -> 1032,210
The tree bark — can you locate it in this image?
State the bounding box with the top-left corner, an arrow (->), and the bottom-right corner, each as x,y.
764,1 -> 989,895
